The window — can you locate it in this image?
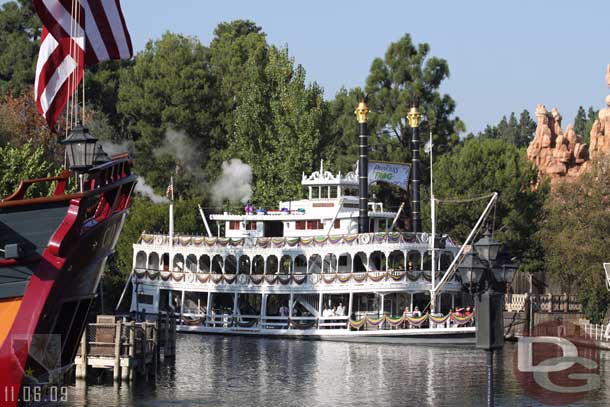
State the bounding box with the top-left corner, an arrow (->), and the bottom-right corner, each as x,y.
329,186 -> 337,198
246,221 -> 257,230
307,220 -> 323,229
137,293 -> 154,305
296,221 -> 306,230
334,219 -> 340,228
229,221 -> 240,230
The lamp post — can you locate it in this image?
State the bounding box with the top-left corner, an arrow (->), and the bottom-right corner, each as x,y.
60,122 -> 98,192
60,122 -> 98,172
93,144 -> 111,167
457,230 -> 518,407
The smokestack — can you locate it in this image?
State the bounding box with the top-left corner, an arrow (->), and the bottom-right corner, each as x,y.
407,105 -> 422,233
355,100 -> 370,233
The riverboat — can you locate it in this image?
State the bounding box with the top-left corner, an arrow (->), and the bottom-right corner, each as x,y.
129,160 -> 478,344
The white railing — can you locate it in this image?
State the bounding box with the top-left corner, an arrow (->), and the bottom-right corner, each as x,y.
503,293 -> 583,313
581,322 -> 610,342
504,294 -> 528,312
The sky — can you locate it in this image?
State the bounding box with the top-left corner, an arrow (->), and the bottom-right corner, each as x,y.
14,0 -> 610,135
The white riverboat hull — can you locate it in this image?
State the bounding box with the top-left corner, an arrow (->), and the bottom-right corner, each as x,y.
176,325 -> 476,345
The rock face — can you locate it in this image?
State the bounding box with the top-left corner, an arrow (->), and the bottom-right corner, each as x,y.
527,65 -> 610,183
527,104 -> 588,180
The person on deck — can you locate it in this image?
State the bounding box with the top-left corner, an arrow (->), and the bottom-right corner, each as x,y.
244,201 -> 254,214
336,302 -> 345,316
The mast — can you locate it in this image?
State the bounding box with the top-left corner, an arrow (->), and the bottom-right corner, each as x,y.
407,105 -> 422,233
169,176 -> 174,247
355,100 -> 370,234
429,130 -> 436,313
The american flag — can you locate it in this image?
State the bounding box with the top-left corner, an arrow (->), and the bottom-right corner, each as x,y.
33,0 -> 133,128
166,183 -> 174,200
34,26 -> 84,129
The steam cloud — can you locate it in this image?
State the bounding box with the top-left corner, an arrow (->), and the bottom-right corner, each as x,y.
135,176 -> 169,203
211,159 -> 253,205
100,141 -> 168,204
153,129 -> 206,182
100,140 -> 132,157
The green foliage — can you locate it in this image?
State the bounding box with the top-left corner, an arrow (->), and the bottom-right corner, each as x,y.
117,32 -> 223,197
85,60 -> 133,135
427,137 -> 546,274
0,143 -> 59,198
0,0 -> 40,96
226,46 -> 327,207
539,156 -> 610,322
573,106 -> 598,145
477,110 -> 536,148
364,33 -> 463,153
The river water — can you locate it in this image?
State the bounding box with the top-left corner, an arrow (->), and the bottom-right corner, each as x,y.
60,334 -> 610,407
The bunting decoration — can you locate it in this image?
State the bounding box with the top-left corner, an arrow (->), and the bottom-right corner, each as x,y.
135,269 -> 442,285
139,232 -> 424,248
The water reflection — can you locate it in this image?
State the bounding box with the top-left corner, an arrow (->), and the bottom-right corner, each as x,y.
62,334 -> 610,406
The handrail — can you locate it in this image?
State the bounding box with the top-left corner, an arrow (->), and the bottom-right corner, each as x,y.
1,169 -> 70,202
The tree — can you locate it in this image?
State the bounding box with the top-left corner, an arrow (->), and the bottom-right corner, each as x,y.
364,33 -> 463,155
0,88 -> 60,160
539,155 -> 610,322
516,109 -> 536,148
573,106 -> 598,145
427,137 -> 546,275
209,20 -> 268,136
117,32 -> 223,196
225,46 -> 327,207
0,0 -> 40,96
0,142 -> 59,199
478,110 -> 535,148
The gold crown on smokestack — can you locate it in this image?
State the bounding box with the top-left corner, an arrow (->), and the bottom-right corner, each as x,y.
355,99 -> 369,123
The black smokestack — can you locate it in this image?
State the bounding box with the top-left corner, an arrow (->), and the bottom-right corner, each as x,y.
408,105 -> 422,233
355,99 -> 370,234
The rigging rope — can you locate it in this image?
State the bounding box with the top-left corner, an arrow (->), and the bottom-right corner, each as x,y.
435,192 -> 496,204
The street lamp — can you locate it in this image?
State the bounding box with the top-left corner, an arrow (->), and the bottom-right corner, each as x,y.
93,144 -> 111,167
457,230 -> 518,407
474,230 -> 501,263
457,251 -> 487,292
60,122 -> 98,172
458,230 -> 517,349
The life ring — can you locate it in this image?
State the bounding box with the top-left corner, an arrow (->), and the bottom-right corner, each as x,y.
154,236 -> 164,245
359,233 -> 371,244
238,274 -> 248,285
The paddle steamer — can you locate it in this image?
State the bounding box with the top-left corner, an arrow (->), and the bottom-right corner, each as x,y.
130,163 -> 477,343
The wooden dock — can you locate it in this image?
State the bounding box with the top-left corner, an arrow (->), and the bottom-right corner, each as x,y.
74,312 -> 176,381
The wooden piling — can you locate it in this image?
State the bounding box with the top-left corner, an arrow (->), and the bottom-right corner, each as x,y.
113,320 -> 122,381
76,327 -> 87,379
75,313 -> 175,382
128,321 -> 135,381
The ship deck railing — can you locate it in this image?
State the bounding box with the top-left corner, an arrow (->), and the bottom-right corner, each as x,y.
179,312 -> 474,331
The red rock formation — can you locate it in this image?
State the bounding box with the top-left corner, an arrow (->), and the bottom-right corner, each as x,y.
527,65 -> 610,186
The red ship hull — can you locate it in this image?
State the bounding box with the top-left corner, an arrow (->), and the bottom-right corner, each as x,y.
0,156 -> 136,406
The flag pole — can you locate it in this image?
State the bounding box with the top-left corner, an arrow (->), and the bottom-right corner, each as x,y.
169,176 -> 174,248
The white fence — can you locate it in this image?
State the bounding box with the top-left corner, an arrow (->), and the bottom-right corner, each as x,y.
504,293 -> 582,313
580,322 -> 610,342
